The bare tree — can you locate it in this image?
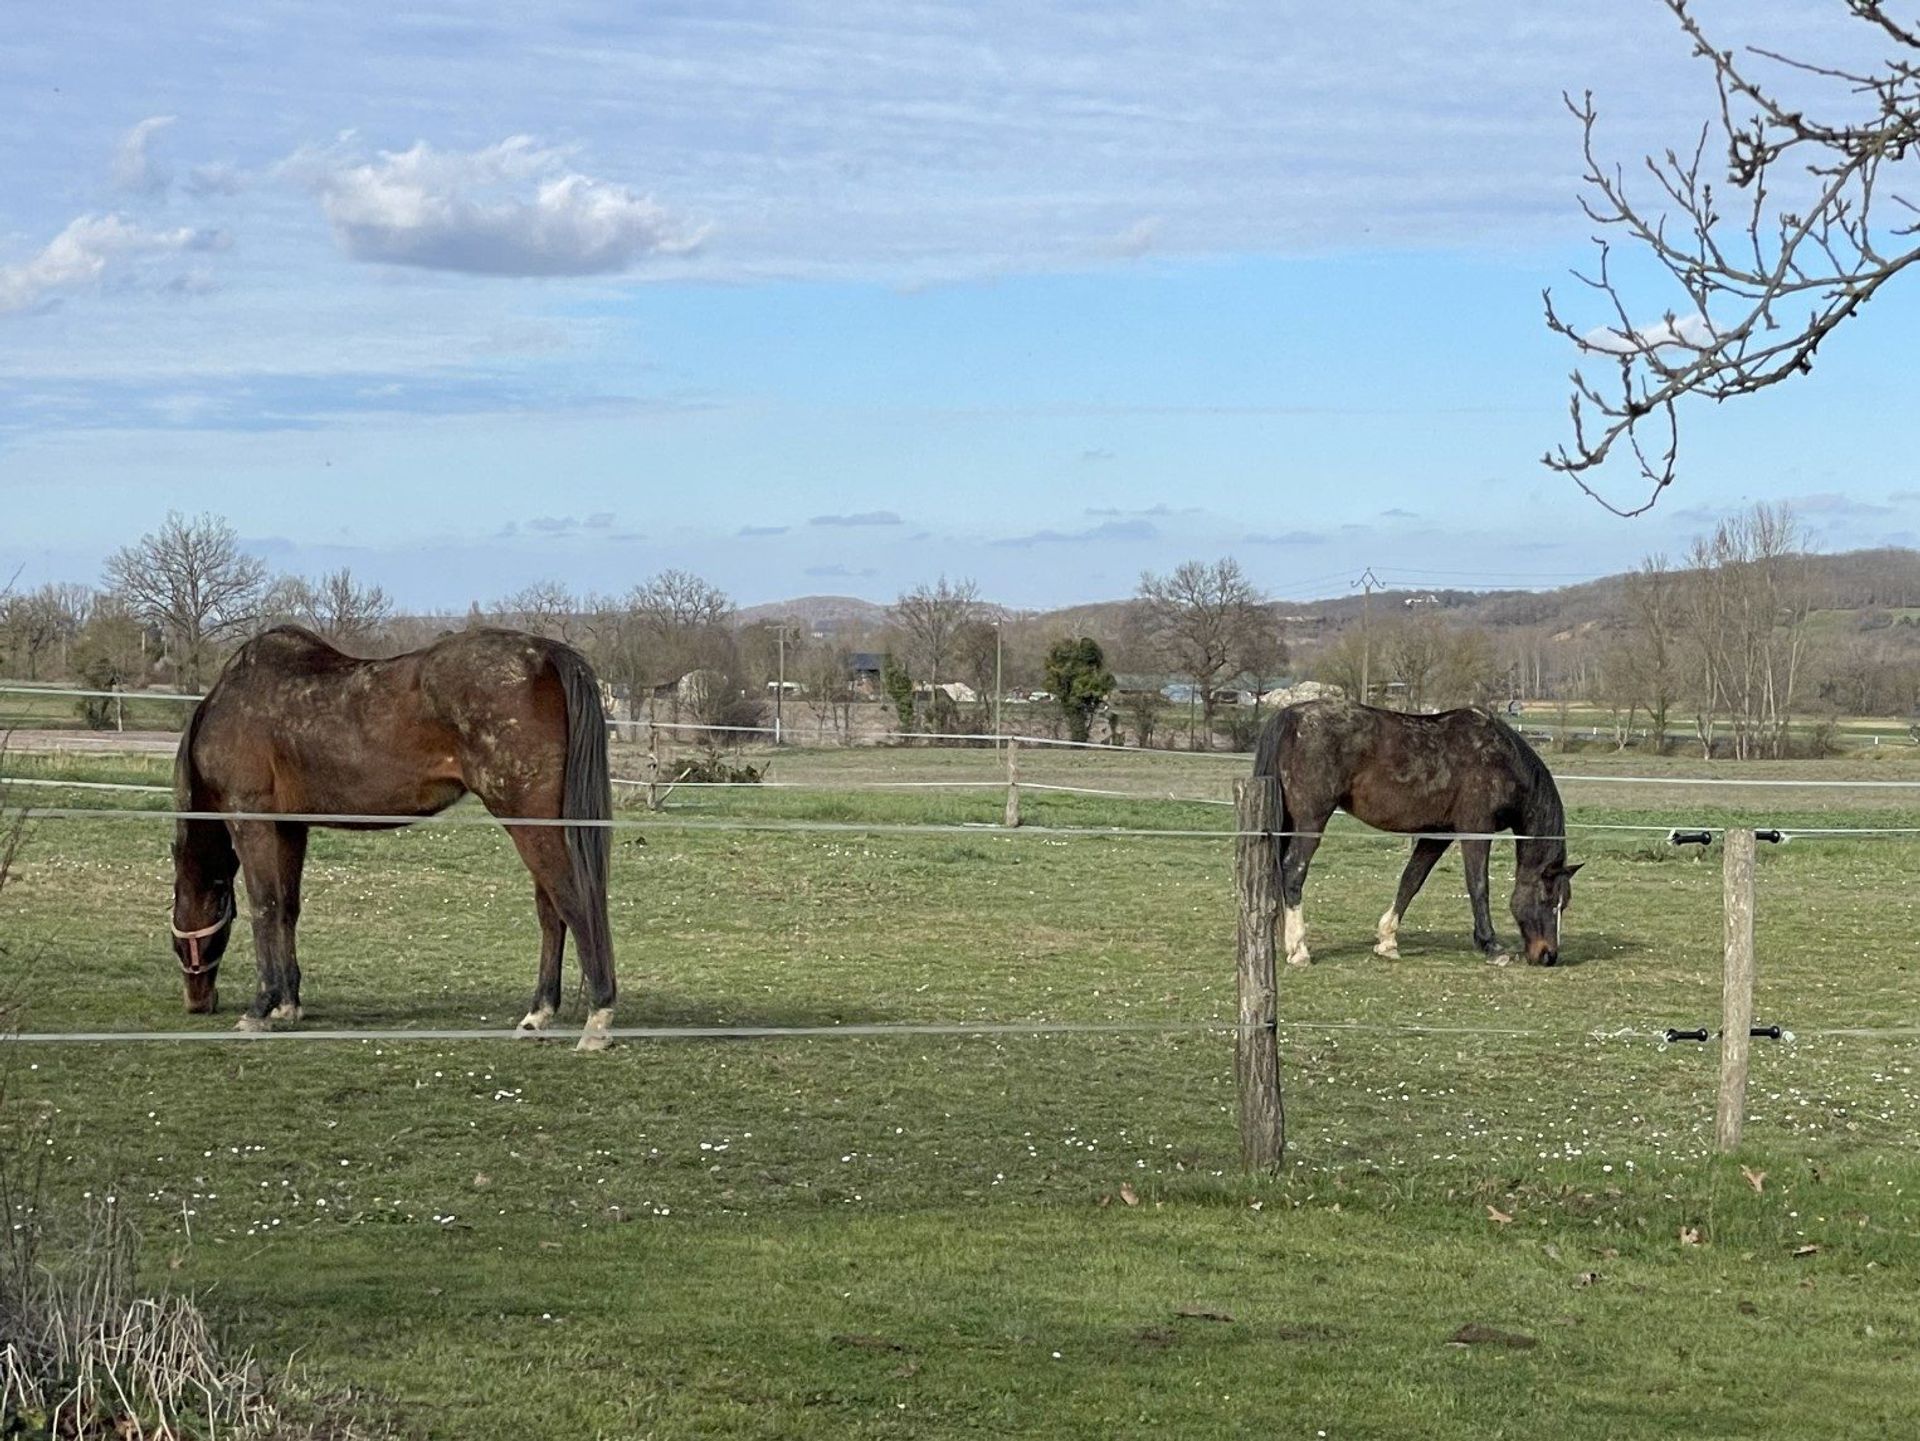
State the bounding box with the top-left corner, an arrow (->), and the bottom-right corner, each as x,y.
102,512 -> 267,688
1682,504 -> 1812,758
1621,555 -> 1684,752
272,568 -> 394,647
1546,1 -> 1920,512
1136,558 -> 1261,747
492,580 -> 579,642
590,571 -> 736,725
889,577 -> 981,721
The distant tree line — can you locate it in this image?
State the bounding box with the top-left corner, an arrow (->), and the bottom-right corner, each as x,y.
7,503 -> 1916,755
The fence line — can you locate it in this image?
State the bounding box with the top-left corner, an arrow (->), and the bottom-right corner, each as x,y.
14,796 -> 1904,842
0,684 -> 200,703
6,1015 -> 1913,1048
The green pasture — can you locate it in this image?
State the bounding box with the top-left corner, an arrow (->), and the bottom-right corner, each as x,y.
3,746 -> 1920,1438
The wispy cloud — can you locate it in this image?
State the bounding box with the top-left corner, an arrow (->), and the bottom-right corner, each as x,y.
993,519 -> 1157,547
1084,503 -> 1198,518
738,524 -> 789,537
805,563 -> 878,579
111,116 -> 176,195
0,214 -> 228,315
809,510 -> 902,527
1244,529 -> 1327,545
288,136 -> 705,277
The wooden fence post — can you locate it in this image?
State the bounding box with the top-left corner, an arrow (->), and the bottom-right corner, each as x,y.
1003,736 -> 1021,828
1234,776 -> 1285,1172
1716,827 -> 1758,1153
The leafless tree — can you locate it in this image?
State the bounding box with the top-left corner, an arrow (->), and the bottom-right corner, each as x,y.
1136,558 -> 1261,747
889,576 -> 980,697
589,571 -> 736,725
1682,503 -> 1812,758
1620,555 -> 1685,752
1545,1 -> 1920,513
492,579 -> 579,642
275,568 -> 394,647
102,512 -> 267,688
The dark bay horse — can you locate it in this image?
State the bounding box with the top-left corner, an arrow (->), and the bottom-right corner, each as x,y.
170,626 -> 617,1049
1252,698 -> 1580,967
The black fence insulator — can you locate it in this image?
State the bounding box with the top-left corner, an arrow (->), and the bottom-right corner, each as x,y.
1663,1024 -> 1782,1043
1668,829 -> 1714,848
1755,829 -> 1786,845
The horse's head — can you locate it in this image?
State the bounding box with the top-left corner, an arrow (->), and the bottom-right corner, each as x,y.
171,822 -> 237,1013
1511,859 -> 1581,966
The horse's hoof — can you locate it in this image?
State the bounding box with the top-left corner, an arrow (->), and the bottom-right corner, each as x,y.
268,1002 -> 302,1022
516,1008 -> 554,1034
575,1007 -> 615,1053
234,1013 -> 271,1033
1373,942 -> 1400,960
1285,949 -> 1314,968
1486,951 -> 1513,968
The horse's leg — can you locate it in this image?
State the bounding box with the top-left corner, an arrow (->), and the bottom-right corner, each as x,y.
229,821 -> 307,1030
1460,838 -> 1509,964
500,822 -> 616,1049
1376,836 -> 1452,959
1277,808 -> 1326,967
513,880 -> 566,1033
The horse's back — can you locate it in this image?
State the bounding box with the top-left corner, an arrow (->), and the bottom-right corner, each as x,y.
1259,697 -> 1532,831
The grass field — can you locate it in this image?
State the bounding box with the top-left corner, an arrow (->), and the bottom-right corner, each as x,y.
3,745 -> 1920,1438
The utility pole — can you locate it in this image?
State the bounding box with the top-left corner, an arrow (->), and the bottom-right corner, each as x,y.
775,624 -> 787,746
1353,567 -> 1382,705
993,618 -> 1004,747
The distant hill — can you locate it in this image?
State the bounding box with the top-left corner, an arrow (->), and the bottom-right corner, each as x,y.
737,595 -> 889,632
741,547 -> 1920,655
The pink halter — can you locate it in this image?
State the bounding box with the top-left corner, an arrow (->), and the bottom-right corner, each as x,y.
170,897 -> 235,977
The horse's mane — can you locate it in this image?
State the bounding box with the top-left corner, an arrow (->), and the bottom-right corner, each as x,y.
173,700 -> 208,812
1503,724 -> 1566,860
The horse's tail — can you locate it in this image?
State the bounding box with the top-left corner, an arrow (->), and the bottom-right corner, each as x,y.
552,644 -> 614,972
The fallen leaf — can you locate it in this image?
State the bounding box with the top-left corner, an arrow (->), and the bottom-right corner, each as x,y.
1574,1272 -> 1601,1288
891,1361 -> 921,1378
1679,1226 -> 1702,1247
1792,1244 -> 1821,1258
1740,1166 -> 1766,1194
1543,1243 -> 1562,1261
1447,1324 -> 1536,1349
1120,1183 -> 1139,1207
1097,1194 -> 1111,1209
1487,1206 -> 1514,1226
472,1172 -> 492,1189
1737,1300 -> 1758,1316
1175,1306 -> 1234,1324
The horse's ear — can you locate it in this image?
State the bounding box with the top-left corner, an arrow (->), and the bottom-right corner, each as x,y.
1562,862 -> 1584,878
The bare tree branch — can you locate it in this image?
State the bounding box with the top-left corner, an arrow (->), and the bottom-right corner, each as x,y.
1546,1 -> 1920,512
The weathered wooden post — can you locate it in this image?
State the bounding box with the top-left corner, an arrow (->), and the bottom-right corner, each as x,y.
1003,735 -> 1021,828
1716,827 -> 1758,1152
1234,775 -> 1285,1171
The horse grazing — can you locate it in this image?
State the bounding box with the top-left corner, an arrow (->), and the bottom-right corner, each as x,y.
170,626 -> 618,1049
1251,698 -> 1580,967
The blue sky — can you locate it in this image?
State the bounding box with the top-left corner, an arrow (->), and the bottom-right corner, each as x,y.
3,1 -> 1915,611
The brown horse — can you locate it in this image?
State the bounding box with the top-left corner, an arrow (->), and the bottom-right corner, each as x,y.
170,626 -> 617,1049
1252,698 -> 1580,967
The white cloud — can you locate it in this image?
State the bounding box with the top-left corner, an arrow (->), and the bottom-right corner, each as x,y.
1581,312 -> 1716,355
112,115 -> 176,194
0,214 -> 228,315
291,136 -> 705,277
